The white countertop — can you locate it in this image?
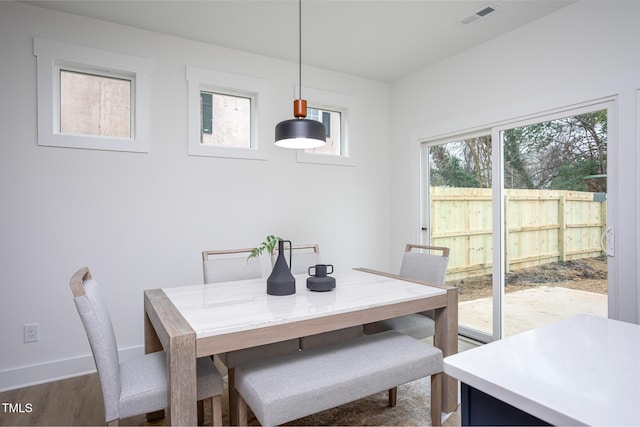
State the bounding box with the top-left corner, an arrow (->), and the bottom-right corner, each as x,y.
162,269 -> 445,339
444,314 -> 640,426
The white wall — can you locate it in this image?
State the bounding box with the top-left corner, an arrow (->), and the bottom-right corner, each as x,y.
389,0 -> 639,323
0,2 -> 390,390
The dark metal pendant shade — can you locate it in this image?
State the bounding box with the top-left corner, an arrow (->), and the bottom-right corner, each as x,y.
274,0 -> 327,150
275,118 -> 326,149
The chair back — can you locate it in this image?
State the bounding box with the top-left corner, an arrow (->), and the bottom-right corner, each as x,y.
69,267 -> 121,422
272,243 -> 321,275
399,244 -> 450,285
203,248 -> 264,284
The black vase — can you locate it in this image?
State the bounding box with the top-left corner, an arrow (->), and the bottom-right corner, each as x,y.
267,239 -> 296,296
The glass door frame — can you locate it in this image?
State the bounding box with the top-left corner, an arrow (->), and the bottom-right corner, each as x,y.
420,129 -> 495,343
420,97 -> 615,343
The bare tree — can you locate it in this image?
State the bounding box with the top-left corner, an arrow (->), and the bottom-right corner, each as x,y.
429,110 -> 607,192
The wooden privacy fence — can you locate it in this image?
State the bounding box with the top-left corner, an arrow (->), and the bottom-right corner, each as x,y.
429,187 -> 607,281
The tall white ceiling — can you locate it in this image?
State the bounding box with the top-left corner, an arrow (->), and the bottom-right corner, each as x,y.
23,0 -> 575,82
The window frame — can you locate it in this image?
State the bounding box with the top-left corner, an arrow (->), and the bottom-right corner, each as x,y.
33,38 -> 151,153
186,66 -> 268,160
296,86 -> 355,167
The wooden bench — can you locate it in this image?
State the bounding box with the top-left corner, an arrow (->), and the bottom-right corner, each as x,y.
234,330 -> 443,426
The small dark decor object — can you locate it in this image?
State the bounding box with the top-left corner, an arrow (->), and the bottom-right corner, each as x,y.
267,239 -> 296,296
306,264 -> 336,292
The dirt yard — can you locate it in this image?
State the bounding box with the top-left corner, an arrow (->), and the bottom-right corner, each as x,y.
451,256 -> 608,302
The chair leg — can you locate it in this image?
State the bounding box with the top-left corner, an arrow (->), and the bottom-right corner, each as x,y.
228,367 -> 239,425
198,399 -> 205,425
388,387 -> 398,407
430,373 -> 442,427
195,396 -> 222,426
211,396 -> 223,427
238,393 -> 249,426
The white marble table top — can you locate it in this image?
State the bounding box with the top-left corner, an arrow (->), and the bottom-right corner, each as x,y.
444,314 -> 640,426
162,269 -> 445,339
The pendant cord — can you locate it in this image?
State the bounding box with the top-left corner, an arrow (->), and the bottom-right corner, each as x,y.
298,0 -> 302,101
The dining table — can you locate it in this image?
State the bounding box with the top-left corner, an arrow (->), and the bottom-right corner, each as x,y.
144,267 -> 459,426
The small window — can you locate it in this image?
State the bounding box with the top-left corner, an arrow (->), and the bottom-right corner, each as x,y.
199,91 -> 251,147
34,38 -> 151,153
306,107 -> 341,156
296,87 -> 355,166
59,69 -> 132,138
187,66 -> 267,160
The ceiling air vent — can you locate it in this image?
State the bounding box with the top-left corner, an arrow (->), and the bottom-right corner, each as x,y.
460,4 -> 497,25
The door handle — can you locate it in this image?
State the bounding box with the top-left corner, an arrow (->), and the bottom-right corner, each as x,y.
600,226 -> 614,257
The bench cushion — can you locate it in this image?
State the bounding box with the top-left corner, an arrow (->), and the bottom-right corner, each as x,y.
235,330 -> 442,426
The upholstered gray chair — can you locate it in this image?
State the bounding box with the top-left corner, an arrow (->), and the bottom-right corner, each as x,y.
69,267 -> 223,426
363,244 -> 450,339
203,247 -> 266,283
202,248 -> 300,424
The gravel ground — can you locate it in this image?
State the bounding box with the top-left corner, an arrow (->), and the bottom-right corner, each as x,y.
451,256 -> 608,302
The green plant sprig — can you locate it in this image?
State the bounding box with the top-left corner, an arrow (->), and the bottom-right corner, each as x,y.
248,235 -> 282,260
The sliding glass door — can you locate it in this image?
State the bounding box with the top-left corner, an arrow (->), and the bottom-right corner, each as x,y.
422,133 -> 494,341
498,108 -> 608,337
421,102 -> 611,342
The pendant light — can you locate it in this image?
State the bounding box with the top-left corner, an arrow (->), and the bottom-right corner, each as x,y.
275,0 -> 326,149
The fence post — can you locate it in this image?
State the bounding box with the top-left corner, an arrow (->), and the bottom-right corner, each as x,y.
558,195 -> 566,262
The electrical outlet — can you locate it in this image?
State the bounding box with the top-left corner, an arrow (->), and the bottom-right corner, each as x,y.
24,323 -> 39,343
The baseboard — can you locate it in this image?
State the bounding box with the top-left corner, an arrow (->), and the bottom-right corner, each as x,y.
0,345 -> 143,392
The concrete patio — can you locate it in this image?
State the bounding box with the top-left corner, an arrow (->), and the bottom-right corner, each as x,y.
459,286 -> 608,337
